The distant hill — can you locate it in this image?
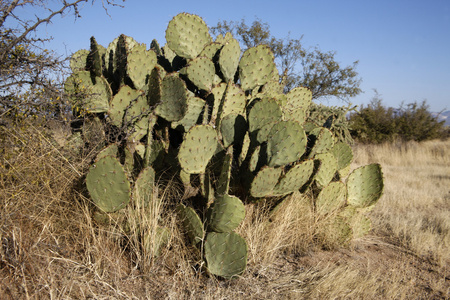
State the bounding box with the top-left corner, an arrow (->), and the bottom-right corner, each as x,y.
432,111 -> 450,126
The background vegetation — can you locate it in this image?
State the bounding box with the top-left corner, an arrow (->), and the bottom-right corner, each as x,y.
348,91 -> 448,143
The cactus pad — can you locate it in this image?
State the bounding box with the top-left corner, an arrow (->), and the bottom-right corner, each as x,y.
239,45 -> 275,91
220,113 -> 247,148
273,159 -> 315,195
70,49 -> 89,72
308,127 -> 335,158
165,13 -> 212,59
248,98 -> 283,134
204,232 -> 247,279
316,181 -> 346,215
86,156 -> 131,213
127,47 -> 157,90
178,125 -> 218,174
331,142 -> 353,170
207,194 -> 245,232
219,36 -> 240,82
267,120 -> 307,167
64,71 -> 111,113
181,56 -> 215,91
132,166 -> 156,207
347,164 -> 384,208
176,204 -> 204,245
155,74 -> 188,122
315,153 -> 338,187
250,166 -> 282,198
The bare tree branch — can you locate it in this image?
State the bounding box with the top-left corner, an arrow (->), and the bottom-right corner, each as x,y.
0,0 -> 125,123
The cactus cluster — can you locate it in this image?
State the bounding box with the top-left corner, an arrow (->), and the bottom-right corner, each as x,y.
65,13 -> 384,279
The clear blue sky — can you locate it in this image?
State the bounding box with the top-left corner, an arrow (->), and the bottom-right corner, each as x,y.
21,0 -> 450,112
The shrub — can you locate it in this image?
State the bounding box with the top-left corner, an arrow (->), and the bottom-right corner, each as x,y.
349,94 -> 445,143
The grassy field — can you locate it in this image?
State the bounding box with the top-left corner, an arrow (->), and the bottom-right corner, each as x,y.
1,122 -> 449,299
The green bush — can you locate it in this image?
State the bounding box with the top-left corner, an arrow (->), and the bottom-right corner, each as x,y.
349,95 -> 445,143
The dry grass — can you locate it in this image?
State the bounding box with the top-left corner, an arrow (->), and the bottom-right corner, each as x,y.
353,140 -> 450,268
0,122 -> 449,299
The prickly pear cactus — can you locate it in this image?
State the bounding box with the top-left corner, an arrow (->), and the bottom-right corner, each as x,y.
66,12 -> 383,279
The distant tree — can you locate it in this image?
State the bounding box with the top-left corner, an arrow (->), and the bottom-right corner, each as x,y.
0,0 -> 124,124
211,18 -> 361,102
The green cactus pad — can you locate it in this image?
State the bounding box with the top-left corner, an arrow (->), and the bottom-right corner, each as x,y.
239,45 -> 276,91
267,120 -> 307,167
207,194 -> 245,232
64,71 -> 111,113
109,85 -> 147,127
208,83 -> 227,123
316,181 -> 346,215
285,87 -> 312,112
178,125 -> 218,174
220,113 -> 247,148
219,36 -> 240,82
347,164 -> 384,208
155,74 -> 188,122
255,122 -> 276,144
250,166 -> 282,198
247,98 -> 283,134
321,215 -> 353,245
249,145 -> 262,173
339,206 -> 372,238
176,204 -> 204,245
331,142 -> 353,170
204,232 -> 247,279
165,13 -> 212,59
200,171 -> 215,203
171,94 -> 205,131
218,83 -> 247,120
239,132 -> 251,166
338,165 -> 351,179
96,144 -> 119,160
273,159 -> 315,195
308,127 -> 335,158
215,32 -> 234,44
132,166 -> 156,207
161,44 -> 177,66
70,49 -> 89,72
127,47 -> 157,90
315,153 -> 338,187
199,42 -> 223,60
181,56 -> 215,91
86,156 -> 131,213
261,80 -> 284,97
283,107 -> 307,124
352,213 -> 372,238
